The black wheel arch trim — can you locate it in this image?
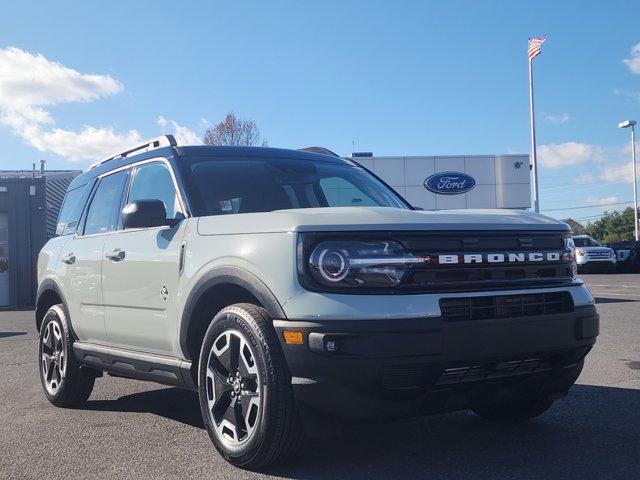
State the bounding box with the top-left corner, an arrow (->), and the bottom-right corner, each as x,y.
35,278 -> 72,333
179,265 -> 287,360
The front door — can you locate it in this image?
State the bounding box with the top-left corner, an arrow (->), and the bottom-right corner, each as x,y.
60,235 -> 106,343
102,160 -> 187,356
62,169 -> 129,344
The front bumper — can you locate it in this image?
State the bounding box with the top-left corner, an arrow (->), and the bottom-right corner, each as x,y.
576,256 -> 616,266
274,304 -> 598,422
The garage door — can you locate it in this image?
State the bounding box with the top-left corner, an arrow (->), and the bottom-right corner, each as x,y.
0,213 -> 8,306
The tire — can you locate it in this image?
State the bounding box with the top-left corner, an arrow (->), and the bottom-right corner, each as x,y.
198,303 -> 302,469
38,304 -> 95,407
472,396 -> 554,423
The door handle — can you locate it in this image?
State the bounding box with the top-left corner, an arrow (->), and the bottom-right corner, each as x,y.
61,253 -> 76,265
105,249 -> 126,262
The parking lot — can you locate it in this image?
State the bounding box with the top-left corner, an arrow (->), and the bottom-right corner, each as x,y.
1,274 -> 639,480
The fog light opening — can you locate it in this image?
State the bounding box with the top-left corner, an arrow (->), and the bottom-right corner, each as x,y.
324,339 -> 339,353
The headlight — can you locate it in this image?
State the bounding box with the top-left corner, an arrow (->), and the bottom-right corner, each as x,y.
576,249 -> 587,256
301,238 -> 421,290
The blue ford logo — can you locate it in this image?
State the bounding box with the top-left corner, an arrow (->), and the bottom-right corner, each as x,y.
424,172 -> 476,195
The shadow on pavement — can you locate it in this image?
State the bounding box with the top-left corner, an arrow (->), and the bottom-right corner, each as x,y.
84,387 -> 204,429
83,384 -> 640,479
0,331 -> 27,338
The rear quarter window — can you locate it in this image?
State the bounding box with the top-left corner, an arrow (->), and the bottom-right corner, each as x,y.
56,183 -> 92,236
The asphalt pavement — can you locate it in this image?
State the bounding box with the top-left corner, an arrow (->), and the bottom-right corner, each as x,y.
1,274 -> 639,479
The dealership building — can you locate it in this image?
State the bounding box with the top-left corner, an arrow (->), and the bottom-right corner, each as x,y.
349,154 -> 531,210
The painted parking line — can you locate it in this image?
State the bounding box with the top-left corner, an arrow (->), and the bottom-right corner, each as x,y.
586,284 -> 640,289
589,291 -> 640,298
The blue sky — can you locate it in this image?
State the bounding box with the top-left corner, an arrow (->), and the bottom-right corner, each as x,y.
1,0 -> 640,223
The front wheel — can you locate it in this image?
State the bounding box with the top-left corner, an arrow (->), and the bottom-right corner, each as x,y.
472,396 -> 555,423
198,303 -> 302,469
38,304 -> 95,407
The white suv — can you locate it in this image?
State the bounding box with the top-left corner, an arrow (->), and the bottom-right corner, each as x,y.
571,235 -> 616,273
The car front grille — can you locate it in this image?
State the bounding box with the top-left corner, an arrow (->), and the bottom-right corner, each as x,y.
435,358 -> 553,385
587,252 -> 611,259
395,231 -> 575,293
439,291 -> 574,322
379,357 -> 555,390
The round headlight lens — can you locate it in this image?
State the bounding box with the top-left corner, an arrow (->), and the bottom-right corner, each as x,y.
318,248 -> 350,282
306,240 -> 413,288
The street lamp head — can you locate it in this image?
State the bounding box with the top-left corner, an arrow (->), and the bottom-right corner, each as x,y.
618,120 -> 637,129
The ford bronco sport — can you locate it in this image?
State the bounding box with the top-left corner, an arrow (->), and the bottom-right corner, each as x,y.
36,135 -> 599,468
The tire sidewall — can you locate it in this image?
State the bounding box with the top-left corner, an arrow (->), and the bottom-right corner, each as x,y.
197,306 -> 275,465
38,305 -> 72,403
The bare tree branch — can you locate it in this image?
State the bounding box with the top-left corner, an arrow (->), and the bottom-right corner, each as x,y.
202,112 -> 267,147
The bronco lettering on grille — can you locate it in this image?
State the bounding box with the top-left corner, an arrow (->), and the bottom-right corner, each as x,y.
432,252 -> 563,265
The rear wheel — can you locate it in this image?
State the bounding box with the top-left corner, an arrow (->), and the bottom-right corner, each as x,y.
38,304 -> 95,407
198,303 -> 302,469
473,396 -> 554,423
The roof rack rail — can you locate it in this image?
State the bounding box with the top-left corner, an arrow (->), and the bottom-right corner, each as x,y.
88,135 -> 177,170
297,146 -> 340,157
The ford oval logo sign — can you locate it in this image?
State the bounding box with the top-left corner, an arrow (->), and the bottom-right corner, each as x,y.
424,172 -> 476,195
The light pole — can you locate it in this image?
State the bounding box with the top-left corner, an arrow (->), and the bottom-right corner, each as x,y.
618,120 -> 638,241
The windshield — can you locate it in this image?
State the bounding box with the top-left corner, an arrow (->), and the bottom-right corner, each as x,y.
573,237 -> 601,247
181,156 -> 409,216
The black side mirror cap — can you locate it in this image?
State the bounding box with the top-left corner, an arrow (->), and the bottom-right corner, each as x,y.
122,200 -> 168,229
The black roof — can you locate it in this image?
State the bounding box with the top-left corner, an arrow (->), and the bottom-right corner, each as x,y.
68,145 -> 350,191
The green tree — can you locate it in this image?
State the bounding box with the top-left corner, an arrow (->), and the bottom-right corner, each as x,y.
584,207 -> 638,242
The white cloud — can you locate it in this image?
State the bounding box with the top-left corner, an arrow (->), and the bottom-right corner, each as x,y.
0,106 -> 53,129
543,113 -> 571,125
24,126 -> 142,161
157,115 -> 200,145
0,47 -> 122,109
0,46 -> 138,161
538,142 -> 606,168
575,172 -> 595,184
622,42 -> 640,74
538,138 -> 639,186
586,196 -> 620,206
613,88 -> 640,102
601,161 -> 635,184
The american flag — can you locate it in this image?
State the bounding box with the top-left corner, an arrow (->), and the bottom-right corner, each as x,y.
528,36 -> 547,62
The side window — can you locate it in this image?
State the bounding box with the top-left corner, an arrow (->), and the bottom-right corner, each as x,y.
83,171 -> 128,236
319,177 -> 379,207
128,162 -> 180,219
56,183 -> 92,236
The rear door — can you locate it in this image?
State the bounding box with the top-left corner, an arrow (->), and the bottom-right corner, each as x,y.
60,171 -> 129,344
102,160 -> 187,355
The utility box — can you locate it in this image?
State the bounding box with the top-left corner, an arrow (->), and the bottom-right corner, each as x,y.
0,170 -> 81,308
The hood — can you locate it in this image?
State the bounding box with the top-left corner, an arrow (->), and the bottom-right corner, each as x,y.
197,207 -> 570,236
577,246 -> 613,252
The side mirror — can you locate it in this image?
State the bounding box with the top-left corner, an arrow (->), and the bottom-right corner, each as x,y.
122,200 -> 172,229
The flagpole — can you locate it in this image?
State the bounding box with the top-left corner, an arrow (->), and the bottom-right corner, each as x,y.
529,57 -> 540,213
